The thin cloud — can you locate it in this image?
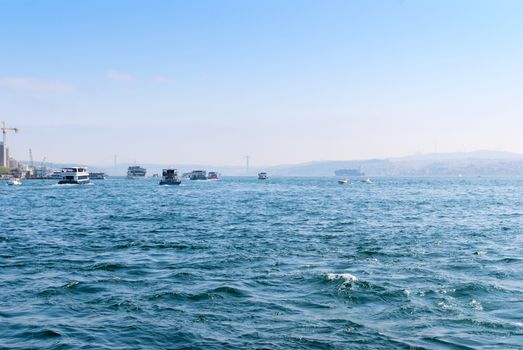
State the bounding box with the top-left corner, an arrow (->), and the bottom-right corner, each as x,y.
0,77 -> 76,93
152,75 -> 171,83
106,70 -> 134,82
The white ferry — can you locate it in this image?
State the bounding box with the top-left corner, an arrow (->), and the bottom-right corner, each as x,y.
258,172 -> 268,180
127,166 -> 147,179
159,169 -> 181,185
58,167 -> 90,185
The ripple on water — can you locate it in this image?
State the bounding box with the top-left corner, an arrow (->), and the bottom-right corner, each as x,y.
1,176 -> 522,348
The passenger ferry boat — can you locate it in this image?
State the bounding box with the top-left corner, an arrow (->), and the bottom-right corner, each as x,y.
159,169 -> 181,185
89,172 -> 107,180
207,171 -> 220,180
58,167 -> 90,184
127,166 -> 147,179
258,172 -> 268,180
189,170 -> 207,180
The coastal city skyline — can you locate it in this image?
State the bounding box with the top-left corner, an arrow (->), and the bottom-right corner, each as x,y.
2,0 -> 523,166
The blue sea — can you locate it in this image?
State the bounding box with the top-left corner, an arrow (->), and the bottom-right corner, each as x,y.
1,177 -> 522,349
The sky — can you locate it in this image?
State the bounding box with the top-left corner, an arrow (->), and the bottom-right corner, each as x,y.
1,0 -> 523,167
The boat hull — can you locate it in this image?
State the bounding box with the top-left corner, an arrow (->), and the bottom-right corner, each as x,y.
58,179 -> 91,185
189,176 -> 207,180
159,180 -> 181,185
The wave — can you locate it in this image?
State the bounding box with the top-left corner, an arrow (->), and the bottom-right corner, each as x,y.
325,273 -> 358,285
150,285 -> 250,302
88,262 -> 128,271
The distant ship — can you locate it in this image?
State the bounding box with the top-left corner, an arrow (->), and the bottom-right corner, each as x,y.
58,167 -> 90,185
127,166 -> 147,179
159,169 -> 181,185
334,169 -> 365,177
207,171 -> 220,180
189,170 -> 207,180
89,172 -> 107,180
258,172 -> 268,180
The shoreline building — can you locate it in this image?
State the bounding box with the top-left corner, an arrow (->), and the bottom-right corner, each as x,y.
8,158 -> 18,169
0,142 -> 9,168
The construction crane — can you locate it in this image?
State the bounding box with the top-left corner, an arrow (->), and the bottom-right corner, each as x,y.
1,121 -> 19,168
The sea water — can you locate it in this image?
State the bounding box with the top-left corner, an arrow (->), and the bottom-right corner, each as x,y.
1,177 -> 522,349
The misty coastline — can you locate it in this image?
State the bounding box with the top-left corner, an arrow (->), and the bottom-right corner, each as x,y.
39,150 -> 523,177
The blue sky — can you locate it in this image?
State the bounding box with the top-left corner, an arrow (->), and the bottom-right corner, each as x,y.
1,0 -> 522,166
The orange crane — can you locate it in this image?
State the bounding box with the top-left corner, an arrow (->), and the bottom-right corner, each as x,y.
1,121 -> 19,168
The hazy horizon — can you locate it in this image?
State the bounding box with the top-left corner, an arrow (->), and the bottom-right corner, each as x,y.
28,149 -> 523,173
2,0 -> 523,166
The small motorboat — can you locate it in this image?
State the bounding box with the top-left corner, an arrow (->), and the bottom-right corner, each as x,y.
361,178 -> 372,184
207,171 -> 220,180
338,178 -> 350,184
89,172 -> 107,180
258,172 -> 268,180
7,178 -> 22,186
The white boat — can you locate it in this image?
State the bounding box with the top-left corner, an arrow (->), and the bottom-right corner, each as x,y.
361,178 -> 372,184
207,171 -> 220,180
7,178 -> 22,186
189,170 -> 207,180
159,169 -> 181,185
58,167 -> 90,185
127,166 -> 147,179
338,178 -> 350,184
89,172 -> 107,180
258,172 -> 268,180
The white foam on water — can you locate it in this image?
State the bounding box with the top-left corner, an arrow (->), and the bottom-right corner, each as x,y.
469,299 -> 483,311
326,273 -> 358,284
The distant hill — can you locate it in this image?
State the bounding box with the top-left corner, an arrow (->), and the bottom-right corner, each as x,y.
264,150 -> 523,176
21,150 -> 523,177
396,150 -> 523,161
